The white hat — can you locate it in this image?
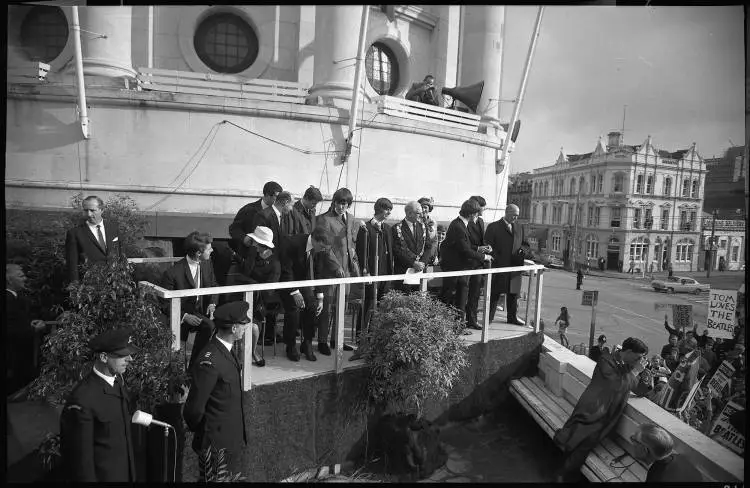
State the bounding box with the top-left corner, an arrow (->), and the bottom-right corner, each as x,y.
247,226 -> 274,248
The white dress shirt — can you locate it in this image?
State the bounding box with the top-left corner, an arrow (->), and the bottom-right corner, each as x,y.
271,204 -> 282,227
87,219 -> 107,245
93,366 -> 116,388
216,335 -> 233,352
182,256 -> 201,323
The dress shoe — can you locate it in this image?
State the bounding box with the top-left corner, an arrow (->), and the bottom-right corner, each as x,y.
318,343 -> 332,356
508,318 -> 526,326
343,343 -> 355,352
301,341 -> 317,361
286,345 -> 300,362
252,355 -> 266,367
467,324 -> 483,330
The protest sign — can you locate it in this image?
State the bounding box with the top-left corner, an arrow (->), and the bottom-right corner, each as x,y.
672,304 -> 692,331
711,400 -> 745,455
707,290 -> 737,339
654,303 -> 675,311
659,349 -> 700,409
707,360 -> 735,397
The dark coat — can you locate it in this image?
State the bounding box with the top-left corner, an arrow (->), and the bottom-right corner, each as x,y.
356,220 -> 394,277
391,219 -> 432,275
65,220 -> 122,282
183,337 -> 247,456
6,291 -> 38,392
252,206 -> 293,258
289,200 -> 316,236
228,199 -> 263,251
282,234 -> 341,298
553,350 -> 639,453
485,219 -> 528,295
467,217 -> 486,270
226,244 -> 281,286
440,217 -> 485,272
60,371 -> 137,482
315,208 -> 361,277
313,247 -> 346,297
160,258 -> 218,319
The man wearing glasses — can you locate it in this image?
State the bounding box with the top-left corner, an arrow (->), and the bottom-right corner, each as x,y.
184,301 -> 250,478
630,423 -> 703,482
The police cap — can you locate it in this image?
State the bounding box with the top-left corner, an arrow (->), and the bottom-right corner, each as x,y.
89,328 -> 139,356
213,301 -> 251,329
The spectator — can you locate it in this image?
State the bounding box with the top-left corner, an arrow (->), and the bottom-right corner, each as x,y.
465,195 -> 491,331
439,199 -> 492,334
576,268 -> 584,290
228,181 -> 282,253
648,355 -> 672,380
434,223 -> 447,265
628,260 -> 635,274
696,329 -> 710,349
588,334 -> 609,363
391,201 -> 432,292
646,376 -> 669,403
665,348 -> 680,372
554,337 -> 649,482
631,423 -> 703,482
485,203 -> 528,325
598,256 -> 605,271
660,334 -> 679,361
678,331 -> 697,356
663,314 -> 686,341
418,197 -> 438,262
65,195 -> 122,283
316,188 -> 362,282
60,328 -> 138,481
699,337 -> 718,374
161,231 -> 219,370
406,75 -> 442,106
555,306 -> 570,348
725,344 -> 746,377
290,186 -> 323,236
6,263 -> 45,394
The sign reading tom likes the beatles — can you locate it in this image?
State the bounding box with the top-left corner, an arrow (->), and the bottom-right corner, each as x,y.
707,289 -> 737,340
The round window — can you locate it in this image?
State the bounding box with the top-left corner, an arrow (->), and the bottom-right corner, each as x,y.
365,42 -> 399,96
21,6 -> 69,63
193,12 -> 259,74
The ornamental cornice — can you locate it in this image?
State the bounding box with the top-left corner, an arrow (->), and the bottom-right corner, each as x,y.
370,5 -> 438,30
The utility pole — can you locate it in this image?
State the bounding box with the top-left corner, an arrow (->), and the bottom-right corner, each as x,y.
707,209 -> 717,278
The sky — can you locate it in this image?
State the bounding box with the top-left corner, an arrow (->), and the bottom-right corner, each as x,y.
498,6 -> 746,174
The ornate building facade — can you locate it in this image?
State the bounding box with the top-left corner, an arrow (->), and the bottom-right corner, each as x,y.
507,172 -> 532,225
528,131 -> 706,272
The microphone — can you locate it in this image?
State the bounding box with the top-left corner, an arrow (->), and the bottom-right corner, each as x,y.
132,410 -> 173,430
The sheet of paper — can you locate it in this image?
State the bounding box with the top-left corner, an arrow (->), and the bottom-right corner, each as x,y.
403,268 -> 422,285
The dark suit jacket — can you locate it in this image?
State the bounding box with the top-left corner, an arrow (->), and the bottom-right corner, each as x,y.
161,258 -> 219,321
65,220 -> 121,282
392,219 -> 432,275
314,247 -> 346,297
60,371 -> 136,482
281,234 -> 339,297
356,220 -> 394,277
183,337 -> 247,454
467,217 -> 486,270
228,199 -> 263,251
485,219 -> 528,295
289,200 -> 316,236
440,217 -> 485,272
252,206 -> 293,259
6,290 -> 36,391
315,208 -> 360,277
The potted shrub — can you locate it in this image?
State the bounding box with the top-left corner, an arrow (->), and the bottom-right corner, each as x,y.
361,290 -> 468,480
199,445 -> 246,482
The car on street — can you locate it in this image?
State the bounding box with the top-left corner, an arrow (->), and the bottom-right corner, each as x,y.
536,254 -> 564,269
651,276 -> 710,294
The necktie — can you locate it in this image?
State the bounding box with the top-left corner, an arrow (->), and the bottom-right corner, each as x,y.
96,224 -> 106,252
307,251 -> 314,280
507,221 -> 513,233
193,265 -> 200,288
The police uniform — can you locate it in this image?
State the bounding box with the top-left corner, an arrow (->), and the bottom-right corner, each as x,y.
183,301 -> 248,473
59,328 -> 139,482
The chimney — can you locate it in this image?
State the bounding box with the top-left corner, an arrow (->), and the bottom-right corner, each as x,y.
607,131 -> 623,150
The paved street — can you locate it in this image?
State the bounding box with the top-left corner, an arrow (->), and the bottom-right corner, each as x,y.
527,269 -> 744,356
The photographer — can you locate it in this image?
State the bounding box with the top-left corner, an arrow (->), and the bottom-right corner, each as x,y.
406,75 -> 442,106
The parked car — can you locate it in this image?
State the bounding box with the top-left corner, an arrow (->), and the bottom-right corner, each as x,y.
651,276 -> 710,294
538,254 -> 564,269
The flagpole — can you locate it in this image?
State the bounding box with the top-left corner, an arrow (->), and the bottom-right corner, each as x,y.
342,5 -> 371,189
493,5 -> 544,219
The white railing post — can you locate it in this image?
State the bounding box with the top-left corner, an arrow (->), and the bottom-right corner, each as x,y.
481,270 -> 492,343
242,291 -> 254,391
534,270 -> 545,334
334,283 -> 346,374
525,270 -> 534,323
420,278 -> 428,293
170,298 -> 181,352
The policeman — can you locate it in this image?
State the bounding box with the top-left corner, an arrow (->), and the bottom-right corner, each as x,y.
183,301 -> 249,476
59,328 -> 139,482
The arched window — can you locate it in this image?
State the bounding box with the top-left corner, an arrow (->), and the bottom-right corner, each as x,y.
586,235 -> 599,258
663,177 -> 672,196
629,237 -> 649,262
21,6 -> 69,63
675,239 -> 694,262
365,42 -> 399,95
194,12 -> 260,74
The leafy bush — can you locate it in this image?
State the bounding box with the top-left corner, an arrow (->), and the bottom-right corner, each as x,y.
199,445 -> 246,482
362,290 -> 469,418
5,193 -> 150,320
27,255 -> 188,412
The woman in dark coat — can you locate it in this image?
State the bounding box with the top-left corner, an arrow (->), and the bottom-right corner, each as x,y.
553,337 -> 649,482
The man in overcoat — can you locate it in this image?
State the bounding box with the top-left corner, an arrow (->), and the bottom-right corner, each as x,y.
183,301 -> 249,476
392,201 -> 433,291
485,204 -> 529,325
65,195 -> 122,282
228,181 -> 282,253
59,328 -> 138,482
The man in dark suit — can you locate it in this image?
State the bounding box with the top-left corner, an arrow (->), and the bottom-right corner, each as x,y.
59,328 -> 138,482
65,195 -> 122,283
228,181 -> 282,253
310,226 -> 346,356
353,198 -> 394,358
485,204 -> 530,325
392,201 -> 433,290
183,302 -> 249,477
252,191 -> 302,361
161,232 -> 219,370
6,263 -> 45,394
290,186 -> 323,236
440,199 -> 492,331
465,195 -> 493,330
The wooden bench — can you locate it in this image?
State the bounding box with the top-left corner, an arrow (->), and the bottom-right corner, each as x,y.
510,376 -> 648,482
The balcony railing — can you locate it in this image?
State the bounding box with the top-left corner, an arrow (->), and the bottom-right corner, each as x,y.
374,95 -> 482,132
133,260 -> 546,391
136,67 -> 309,104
